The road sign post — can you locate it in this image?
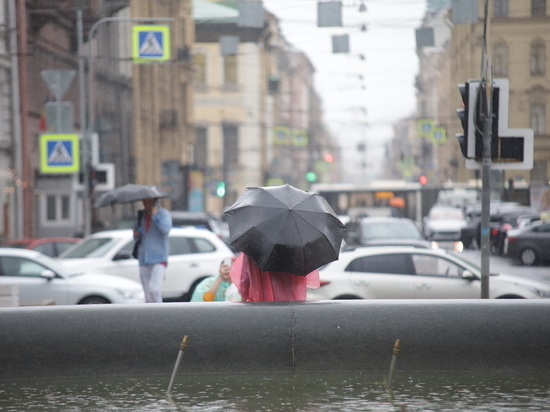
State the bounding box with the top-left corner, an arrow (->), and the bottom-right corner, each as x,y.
81,16 -> 173,236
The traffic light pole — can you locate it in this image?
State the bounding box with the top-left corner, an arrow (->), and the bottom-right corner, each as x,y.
480,79 -> 492,299
479,0 -> 491,299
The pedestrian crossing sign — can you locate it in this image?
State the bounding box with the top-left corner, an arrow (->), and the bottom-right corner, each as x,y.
40,134 -> 80,174
132,25 -> 170,62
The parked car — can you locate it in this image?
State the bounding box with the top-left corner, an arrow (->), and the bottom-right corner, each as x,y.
306,246 -> 550,300
0,248 -> 145,305
344,216 -> 432,249
0,237 -> 80,257
504,220 -> 550,266
459,202 -> 526,250
488,207 -> 537,255
423,205 -> 467,241
58,227 -> 235,301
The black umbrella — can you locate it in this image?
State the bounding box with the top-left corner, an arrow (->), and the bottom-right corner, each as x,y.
94,184 -> 169,208
224,184 -> 346,276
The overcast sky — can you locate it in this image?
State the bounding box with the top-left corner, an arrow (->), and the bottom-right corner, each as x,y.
262,0 -> 427,182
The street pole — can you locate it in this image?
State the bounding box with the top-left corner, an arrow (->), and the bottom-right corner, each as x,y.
479,0 -> 491,298
82,16 -> 173,236
480,78 -> 491,299
77,7 -> 89,236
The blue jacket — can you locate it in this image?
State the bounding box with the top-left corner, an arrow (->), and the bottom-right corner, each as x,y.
134,207 -> 172,265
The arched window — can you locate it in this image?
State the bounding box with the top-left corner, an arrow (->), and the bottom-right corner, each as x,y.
530,104 -> 546,134
530,41 -> 546,76
494,0 -> 509,17
494,43 -> 508,76
192,53 -> 208,89
531,0 -> 547,16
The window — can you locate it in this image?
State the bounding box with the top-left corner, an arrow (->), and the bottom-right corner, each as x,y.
44,194 -> 71,225
169,236 -> 192,255
223,124 -> 239,170
345,254 -> 412,275
494,0 -> 509,17
531,160 -> 548,183
411,255 -> 464,278
530,42 -> 546,76
195,127 -> 208,167
192,238 -> 216,253
61,237 -> 118,258
530,104 -> 546,134
493,44 -> 508,76
61,196 -> 70,219
118,241 -> 134,257
33,243 -> 55,257
532,0 -> 546,16
56,242 -> 77,256
192,53 -> 207,87
0,257 -> 48,277
223,54 -> 238,85
46,196 -> 56,221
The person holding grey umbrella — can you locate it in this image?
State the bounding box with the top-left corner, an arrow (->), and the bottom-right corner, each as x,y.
133,197 -> 172,303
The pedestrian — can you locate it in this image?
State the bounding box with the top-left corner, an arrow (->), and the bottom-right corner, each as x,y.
133,197 -> 172,303
191,257 -> 237,301
229,252 -> 320,302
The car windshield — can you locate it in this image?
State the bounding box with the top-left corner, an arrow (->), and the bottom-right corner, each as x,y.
360,221 -> 423,240
429,209 -> 464,220
59,237 -> 120,258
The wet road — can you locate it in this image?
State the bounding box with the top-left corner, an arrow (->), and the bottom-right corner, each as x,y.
458,249 -> 550,284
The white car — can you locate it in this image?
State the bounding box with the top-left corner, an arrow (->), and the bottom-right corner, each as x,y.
307,246 -> 550,300
58,227 -> 235,301
423,205 -> 467,241
0,248 -> 145,305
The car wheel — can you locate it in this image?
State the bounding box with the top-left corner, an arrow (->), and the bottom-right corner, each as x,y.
520,248 -> 538,266
497,295 -> 525,299
333,295 -> 361,300
79,296 -> 110,304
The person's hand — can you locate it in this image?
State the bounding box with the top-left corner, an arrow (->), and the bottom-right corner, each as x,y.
219,263 -> 232,282
151,205 -> 159,215
133,229 -> 140,237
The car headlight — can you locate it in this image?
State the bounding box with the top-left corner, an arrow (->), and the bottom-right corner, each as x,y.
515,283 -> 550,298
116,288 -> 145,300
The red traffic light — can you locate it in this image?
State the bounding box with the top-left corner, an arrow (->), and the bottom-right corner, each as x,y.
324,153 -> 334,163
419,175 -> 428,185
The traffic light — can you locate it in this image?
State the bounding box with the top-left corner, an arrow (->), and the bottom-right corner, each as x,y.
305,171 -> 317,182
324,153 -> 334,163
456,81 -> 480,159
460,78 -> 533,170
419,175 -> 428,185
216,181 -> 226,197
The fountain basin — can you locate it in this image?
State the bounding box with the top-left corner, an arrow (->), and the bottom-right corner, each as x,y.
1,300 -> 549,380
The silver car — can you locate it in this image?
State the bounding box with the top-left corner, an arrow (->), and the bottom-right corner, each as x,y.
307,246 -> 550,300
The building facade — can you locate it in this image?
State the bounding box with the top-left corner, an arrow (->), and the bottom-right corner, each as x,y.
390,0 -> 549,191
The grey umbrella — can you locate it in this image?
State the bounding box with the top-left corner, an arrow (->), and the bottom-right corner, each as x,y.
94,184 -> 169,208
224,184 -> 346,276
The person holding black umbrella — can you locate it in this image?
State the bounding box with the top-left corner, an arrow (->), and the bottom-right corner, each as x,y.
224,184 -> 346,302
133,197 -> 172,303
